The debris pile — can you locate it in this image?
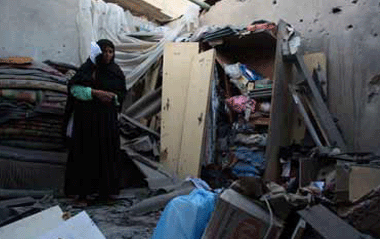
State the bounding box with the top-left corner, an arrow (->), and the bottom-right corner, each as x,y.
1,3 -> 380,238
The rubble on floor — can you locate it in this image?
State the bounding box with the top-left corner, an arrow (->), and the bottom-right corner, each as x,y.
1,8 -> 380,239
0,178 -> 215,239
149,20 -> 380,239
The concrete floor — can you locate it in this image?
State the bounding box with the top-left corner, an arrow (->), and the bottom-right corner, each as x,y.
38,188 -> 160,239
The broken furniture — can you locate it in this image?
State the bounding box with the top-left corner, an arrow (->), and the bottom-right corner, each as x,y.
282,23 -> 346,153
159,20 -> 280,183
277,21 -> 379,203
210,25 -> 277,180
202,189 -> 284,239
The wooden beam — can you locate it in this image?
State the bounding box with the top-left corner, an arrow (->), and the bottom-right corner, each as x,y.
294,53 -> 346,151
289,52 -> 327,145
264,19 -> 295,183
106,0 -> 171,23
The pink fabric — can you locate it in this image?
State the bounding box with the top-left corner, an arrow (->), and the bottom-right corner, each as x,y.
226,95 -> 256,114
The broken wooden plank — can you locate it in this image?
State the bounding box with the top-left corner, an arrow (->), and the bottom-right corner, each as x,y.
120,113 -> 160,138
302,94 -> 331,146
121,145 -> 172,179
178,49 -> 216,179
289,52 -> 327,145
294,53 -> 346,151
298,204 -> 364,239
304,52 -> 327,98
160,43 -> 199,178
0,206 -> 64,239
290,86 -> 324,148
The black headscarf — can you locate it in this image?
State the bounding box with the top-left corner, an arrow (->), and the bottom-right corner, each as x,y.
68,39 -> 124,88
95,39 -> 116,65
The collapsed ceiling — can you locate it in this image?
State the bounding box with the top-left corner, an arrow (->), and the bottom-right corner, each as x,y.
105,0 -> 172,24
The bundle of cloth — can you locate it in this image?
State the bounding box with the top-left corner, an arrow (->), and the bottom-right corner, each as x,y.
0,58 -> 70,151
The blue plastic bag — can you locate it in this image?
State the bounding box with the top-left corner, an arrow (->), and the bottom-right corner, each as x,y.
151,188 -> 216,239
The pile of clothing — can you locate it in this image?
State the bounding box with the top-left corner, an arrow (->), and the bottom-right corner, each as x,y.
0,59 -> 70,151
0,57 -> 73,191
222,63 -> 272,178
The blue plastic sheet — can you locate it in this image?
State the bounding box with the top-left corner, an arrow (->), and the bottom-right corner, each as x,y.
151,188 -> 216,239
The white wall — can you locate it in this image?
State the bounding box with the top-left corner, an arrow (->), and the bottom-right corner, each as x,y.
0,0 -> 81,66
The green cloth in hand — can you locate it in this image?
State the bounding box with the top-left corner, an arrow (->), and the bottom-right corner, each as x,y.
70,85 -> 93,101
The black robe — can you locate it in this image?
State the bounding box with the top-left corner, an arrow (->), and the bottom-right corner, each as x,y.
63,58 -> 126,197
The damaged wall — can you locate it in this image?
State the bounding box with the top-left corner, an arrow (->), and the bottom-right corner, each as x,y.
201,0 -> 380,154
0,0 -> 81,66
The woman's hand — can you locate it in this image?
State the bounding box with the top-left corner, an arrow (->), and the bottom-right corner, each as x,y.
92,89 -> 116,104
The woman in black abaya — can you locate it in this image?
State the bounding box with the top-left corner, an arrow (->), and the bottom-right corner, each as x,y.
64,39 -> 126,204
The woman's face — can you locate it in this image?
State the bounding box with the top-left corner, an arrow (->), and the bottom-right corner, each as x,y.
102,46 -> 114,64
